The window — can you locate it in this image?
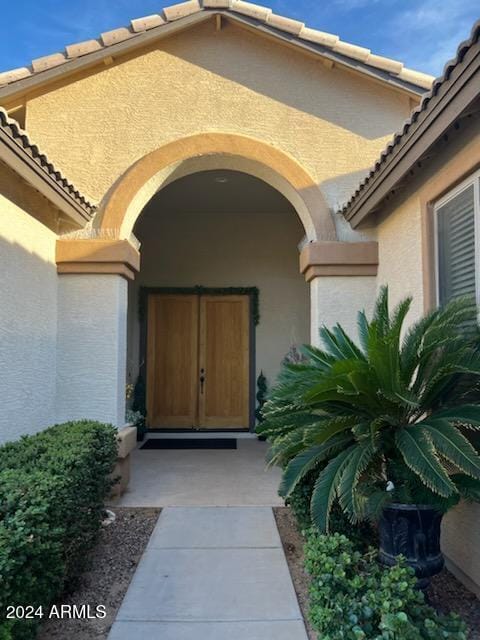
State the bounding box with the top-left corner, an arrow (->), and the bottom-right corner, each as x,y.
435,170 -> 480,306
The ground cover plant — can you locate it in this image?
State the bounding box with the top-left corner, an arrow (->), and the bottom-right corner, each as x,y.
304,531 -> 467,640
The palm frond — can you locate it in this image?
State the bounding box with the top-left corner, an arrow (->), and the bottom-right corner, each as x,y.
279,432 -> 353,497
421,419 -> 480,479
310,446 -> 355,532
452,474 -> 480,502
331,324 -> 366,361
319,325 -> 350,360
395,427 -> 457,497
338,440 -> 376,520
357,309 -> 370,354
433,404 -> 480,427
372,285 -> 390,336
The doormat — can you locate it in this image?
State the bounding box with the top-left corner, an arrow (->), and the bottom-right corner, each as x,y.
140,438 -> 237,450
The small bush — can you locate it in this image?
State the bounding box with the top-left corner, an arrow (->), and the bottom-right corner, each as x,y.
304,531 -> 467,640
0,421 -> 117,640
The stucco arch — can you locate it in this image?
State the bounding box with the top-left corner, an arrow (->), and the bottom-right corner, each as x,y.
95,133 -> 336,242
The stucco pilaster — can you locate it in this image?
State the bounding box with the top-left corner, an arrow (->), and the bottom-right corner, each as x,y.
56,274 -> 128,427
309,275 -> 376,346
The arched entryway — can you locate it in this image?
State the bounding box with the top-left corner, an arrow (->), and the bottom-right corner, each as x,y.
55,134 -> 377,430
129,169 -> 309,430
95,133 -> 336,242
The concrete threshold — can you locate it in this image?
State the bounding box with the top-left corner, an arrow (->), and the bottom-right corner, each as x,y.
143,431 -> 257,439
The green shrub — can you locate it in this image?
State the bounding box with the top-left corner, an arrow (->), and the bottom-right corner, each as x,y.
286,471 -> 316,531
304,531 -> 467,640
287,471 -> 376,551
0,421 -> 117,640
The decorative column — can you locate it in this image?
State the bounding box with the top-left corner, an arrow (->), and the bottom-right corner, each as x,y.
300,241 -> 378,346
55,238 -> 140,427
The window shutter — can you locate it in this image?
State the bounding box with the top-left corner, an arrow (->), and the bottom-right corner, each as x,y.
437,184 -> 476,305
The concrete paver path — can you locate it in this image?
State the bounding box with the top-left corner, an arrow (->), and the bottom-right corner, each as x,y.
108,507 -> 308,639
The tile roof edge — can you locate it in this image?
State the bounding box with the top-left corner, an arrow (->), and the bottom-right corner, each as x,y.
340,18 -> 480,222
0,106 -> 96,218
0,1 -> 434,93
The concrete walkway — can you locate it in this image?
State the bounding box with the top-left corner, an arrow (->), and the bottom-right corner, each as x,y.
108,507 -> 308,640
116,439 -> 283,507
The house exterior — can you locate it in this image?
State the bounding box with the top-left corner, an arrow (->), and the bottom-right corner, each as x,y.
0,1 -> 478,593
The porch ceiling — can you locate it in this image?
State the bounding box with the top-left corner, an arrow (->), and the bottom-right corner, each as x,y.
138,169 -> 295,218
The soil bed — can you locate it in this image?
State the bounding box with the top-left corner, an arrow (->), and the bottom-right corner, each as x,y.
428,570 -> 480,639
38,507 -> 160,640
274,506 -> 316,640
274,506 -> 480,640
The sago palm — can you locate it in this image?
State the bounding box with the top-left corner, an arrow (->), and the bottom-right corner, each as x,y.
258,287 -> 480,531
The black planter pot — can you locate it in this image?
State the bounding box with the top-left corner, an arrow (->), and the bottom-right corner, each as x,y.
136,422 -> 146,442
378,504 -> 444,586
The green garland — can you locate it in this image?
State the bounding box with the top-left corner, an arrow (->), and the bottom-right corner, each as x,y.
139,286 -> 260,325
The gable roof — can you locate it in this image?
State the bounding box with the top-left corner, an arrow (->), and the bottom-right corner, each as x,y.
0,107 -> 95,222
341,19 -> 480,227
0,0 -> 433,101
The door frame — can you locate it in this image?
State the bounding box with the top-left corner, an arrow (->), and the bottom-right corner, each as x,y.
138,286 -> 258,432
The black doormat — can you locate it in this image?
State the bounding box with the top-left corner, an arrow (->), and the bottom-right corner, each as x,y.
140,438 -> 237,450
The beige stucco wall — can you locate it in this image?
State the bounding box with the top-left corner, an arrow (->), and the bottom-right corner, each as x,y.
128,207 -> 309,390
0,163 -> 58,443
376,192 -> 424,322
23,20 -> 412,239
310,275 -> 376,346
442,502 -> 480,598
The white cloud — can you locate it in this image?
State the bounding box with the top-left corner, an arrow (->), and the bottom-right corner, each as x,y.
388,0 -> 477,75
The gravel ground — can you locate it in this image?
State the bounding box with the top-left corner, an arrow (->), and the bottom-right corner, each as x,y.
274,506 -> 480,640
37,507 -> 160,640
274,507 -> 316,640
429,570 -> 480,639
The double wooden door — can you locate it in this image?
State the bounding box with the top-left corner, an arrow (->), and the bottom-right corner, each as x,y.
146,293 -> 250,429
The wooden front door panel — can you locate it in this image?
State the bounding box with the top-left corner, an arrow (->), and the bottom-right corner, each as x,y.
147,294 -> 199,428
198,295 -> 250,428
146,292 -> 250,429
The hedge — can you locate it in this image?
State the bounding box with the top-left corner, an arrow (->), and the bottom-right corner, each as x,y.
0,421 -> 118,640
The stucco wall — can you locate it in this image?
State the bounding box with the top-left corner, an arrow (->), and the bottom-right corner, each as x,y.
24,20 -> 412,237
376,192 -> 424,322
56,274 -> 127,427
310,275 -> 376,345
129,207 -> 309,389
0,164 -> 58,443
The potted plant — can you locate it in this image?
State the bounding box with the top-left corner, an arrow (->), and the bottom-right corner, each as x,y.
126,375 -> 147,442
258,287 -> 480,582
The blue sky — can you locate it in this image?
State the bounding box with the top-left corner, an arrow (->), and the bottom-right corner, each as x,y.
1,1 -> 478,77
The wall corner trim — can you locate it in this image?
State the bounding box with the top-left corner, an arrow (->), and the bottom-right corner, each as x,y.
300,240 -> 378,281
56,238 -> 140,280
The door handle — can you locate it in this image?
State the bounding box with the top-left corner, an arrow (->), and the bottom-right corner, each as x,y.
200,368 -> 206,394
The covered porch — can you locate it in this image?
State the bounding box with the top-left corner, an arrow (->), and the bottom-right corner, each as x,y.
54,133 -> 378,444
128,166 -> 309,433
